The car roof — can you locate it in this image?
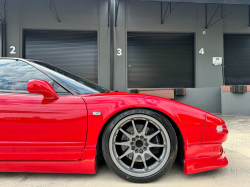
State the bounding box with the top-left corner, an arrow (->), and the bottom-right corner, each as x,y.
0,57 -> 39,63
0,57 -> 31,61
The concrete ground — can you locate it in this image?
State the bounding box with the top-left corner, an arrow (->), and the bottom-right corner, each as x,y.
0,115 -> 250,187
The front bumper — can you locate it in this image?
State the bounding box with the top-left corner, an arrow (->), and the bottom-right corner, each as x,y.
184,146 -> 228,175
183,113 -> 229,175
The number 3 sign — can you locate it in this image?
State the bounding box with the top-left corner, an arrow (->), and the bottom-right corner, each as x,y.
117,48 -> 122,56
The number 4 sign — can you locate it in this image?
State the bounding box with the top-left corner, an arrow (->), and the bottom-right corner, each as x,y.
199,48 -> 204,55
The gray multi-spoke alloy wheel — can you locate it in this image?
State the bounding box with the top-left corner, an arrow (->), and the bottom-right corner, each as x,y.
102,109 -> 178,183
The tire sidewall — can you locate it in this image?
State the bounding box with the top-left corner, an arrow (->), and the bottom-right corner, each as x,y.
102,109 -> 178,183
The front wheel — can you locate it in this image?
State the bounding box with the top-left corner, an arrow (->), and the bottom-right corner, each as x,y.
102,109 -> 178,183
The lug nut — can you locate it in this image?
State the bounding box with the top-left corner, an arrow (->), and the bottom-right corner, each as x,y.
132,138 -> 136,141
143,147 -> 147,151
140,136 -> 143,139
145,143 -> 148,147
132,146 -> 135,150
140,149 -> 143,153
131,142 -> 134,145
136,136 -> 139,138
135,149 -> 138,153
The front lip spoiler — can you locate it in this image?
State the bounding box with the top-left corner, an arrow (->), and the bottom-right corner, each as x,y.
184,146 -> 228,175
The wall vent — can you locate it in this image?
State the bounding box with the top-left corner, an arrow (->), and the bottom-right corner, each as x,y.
175,88 -> 186,96
130,89 -> 138,93
231,85 -> 246,93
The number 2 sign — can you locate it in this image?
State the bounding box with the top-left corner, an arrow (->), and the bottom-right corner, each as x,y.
10,46 -> 16,54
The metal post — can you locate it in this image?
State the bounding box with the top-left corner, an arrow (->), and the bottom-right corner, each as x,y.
221,4 -> 224,18
161,2 -> 163,24
44,0 -> 61,22
115,0 -> 120,27
206,4 -> 221,28
2,22 -> 6,57
207,4 -> 243,29
108,0 -> 110,27
249,5 -> 250,27
0,22 -> 2,57
1,0 -> 7,57
205,3 -> 207,29
110,0 -> 114,90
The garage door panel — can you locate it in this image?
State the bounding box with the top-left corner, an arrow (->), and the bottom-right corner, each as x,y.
224,57 -> 250,65
128,32 -> 194,88
128,50 -> 194,56
128,63 -> 193,70
24,30 -> 98,83
224,34 -> 250,85
26,45 -> 98,50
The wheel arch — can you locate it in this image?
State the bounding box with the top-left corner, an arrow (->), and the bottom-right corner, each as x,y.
95,107 -> 185,167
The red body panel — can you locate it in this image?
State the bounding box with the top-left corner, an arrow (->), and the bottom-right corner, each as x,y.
0,92 -> 228,175
184,148 -> 228,174
81,92 -> 206,150
0,149 -> 96,174
0,93 -> 87,160
184,144 -> 223,159
202,114 -> 228,143
183,113 -> 228,174
27,79 -> 59,100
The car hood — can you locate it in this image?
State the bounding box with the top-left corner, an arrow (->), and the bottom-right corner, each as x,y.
80,91 -> 208,114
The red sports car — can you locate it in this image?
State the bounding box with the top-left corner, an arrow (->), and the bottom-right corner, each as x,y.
0,58 -> 228,183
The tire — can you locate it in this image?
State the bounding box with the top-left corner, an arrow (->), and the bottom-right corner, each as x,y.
102,109 -> 178,183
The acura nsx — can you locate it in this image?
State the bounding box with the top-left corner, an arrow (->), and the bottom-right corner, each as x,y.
0,58 -> 228,183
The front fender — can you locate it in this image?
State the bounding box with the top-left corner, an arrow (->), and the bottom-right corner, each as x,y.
81,93 -> 206,150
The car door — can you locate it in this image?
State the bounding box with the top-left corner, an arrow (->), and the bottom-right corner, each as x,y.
0,59 -> 87,160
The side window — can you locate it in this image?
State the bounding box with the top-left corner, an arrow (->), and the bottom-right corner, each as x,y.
0,60 -> 68,93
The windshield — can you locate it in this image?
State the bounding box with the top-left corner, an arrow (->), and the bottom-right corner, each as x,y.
30,61 -> 110,95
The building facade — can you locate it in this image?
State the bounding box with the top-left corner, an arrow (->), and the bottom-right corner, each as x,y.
1,0 -> 250,115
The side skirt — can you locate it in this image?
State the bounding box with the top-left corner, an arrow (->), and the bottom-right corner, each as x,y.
0,149 -> 97,174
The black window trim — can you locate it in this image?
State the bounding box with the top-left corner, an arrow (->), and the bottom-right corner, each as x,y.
29,61 -> 77,95
0,89 -> 70,95
0,90 -> 31,94
29,60 -> 109,95
24,59 -> 75,95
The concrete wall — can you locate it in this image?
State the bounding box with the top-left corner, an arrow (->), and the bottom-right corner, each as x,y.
221,90 -> 250,116
1,0 -> 250,114
175,87 -> 221,113
116,2 -> 227,91
0,0 -> 111,89
113,2 -> 249,92
2,1 -> 249,91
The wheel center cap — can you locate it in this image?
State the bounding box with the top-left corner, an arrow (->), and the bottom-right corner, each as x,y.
135,140 -> 143,148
